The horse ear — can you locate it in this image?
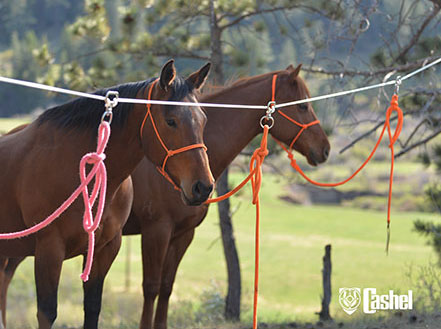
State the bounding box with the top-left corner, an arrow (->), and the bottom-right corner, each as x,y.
159,59 -> 176,91
286,64 -> 295,71
186,62 -> 211,90
291,64 -> 302,77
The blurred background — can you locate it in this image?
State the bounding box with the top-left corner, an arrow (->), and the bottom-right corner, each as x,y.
1,0 -> 441,328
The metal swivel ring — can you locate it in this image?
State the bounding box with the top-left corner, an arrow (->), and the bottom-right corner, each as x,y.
260,115 -> 274,129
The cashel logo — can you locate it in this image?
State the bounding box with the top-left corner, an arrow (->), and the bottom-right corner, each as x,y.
339,288 -> 413,315
339,288 -> 361,315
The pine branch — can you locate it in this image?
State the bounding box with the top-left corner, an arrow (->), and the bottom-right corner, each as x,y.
395,126 -> 441,158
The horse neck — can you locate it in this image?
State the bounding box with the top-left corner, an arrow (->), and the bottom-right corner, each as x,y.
104,106 -> 146,189
201,75 -> 273,179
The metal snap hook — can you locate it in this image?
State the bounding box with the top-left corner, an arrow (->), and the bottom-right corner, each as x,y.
266,100 -> 276,115
102,90 -> 119,124
394,76 -> 402,95
260,100 -> 276,129
105,90 -> 119,109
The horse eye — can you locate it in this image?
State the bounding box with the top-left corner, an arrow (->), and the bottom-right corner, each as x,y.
166,119 -> 177,127
299,103 -> 308,111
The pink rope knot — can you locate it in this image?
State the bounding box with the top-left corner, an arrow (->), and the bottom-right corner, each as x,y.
79,122 -> 110,281
0,121 -> 111,283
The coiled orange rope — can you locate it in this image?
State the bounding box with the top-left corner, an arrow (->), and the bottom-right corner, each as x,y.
272,94 -> 403,251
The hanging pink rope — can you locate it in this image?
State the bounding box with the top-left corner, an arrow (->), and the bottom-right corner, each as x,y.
0,121 -> 111,282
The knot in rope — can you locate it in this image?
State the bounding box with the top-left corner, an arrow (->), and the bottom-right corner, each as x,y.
83,153 -> 106,165
386,94 -> 403,148
250,126 -> 269,205
79,121 -> 110,281
0,121 -> 111,282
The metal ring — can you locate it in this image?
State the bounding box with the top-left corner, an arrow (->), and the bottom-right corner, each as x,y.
260,116 -> 274,129
101,110 -> 113,124
359,18 -> 370,33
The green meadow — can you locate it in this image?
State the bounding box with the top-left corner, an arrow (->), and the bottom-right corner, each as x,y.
1,117 -> 439,328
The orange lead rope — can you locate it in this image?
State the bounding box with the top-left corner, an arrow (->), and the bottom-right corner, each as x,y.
272,93 -> 403,252
205,75 -> 402,328
140,79 -> 208,190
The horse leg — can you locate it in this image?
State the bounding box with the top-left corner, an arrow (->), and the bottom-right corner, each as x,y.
34,237 -> 65,329
83,233 -> 122,329
0,257 -> 25,328
140,222 -> 172,329
154,229 -> 195,329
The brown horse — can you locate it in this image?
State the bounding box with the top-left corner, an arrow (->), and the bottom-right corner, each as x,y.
2,64 -> 330,329
0,59 -> 214,329
121,64 -> 330,329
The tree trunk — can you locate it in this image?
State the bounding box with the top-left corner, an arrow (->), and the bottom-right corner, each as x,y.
209,0 -> 241,321
216,169 -> 241,320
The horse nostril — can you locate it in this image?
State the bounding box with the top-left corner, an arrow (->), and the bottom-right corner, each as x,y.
192,181 -> 202,198
323,146 -> 330,160
192,181 -> 213,201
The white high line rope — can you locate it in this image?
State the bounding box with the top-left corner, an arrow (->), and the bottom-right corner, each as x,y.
0,56 -> 440,110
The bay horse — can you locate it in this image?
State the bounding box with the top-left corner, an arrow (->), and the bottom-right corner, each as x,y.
122,64 -> 330,329
0,59 -> 214,329
1,64 -> 330,329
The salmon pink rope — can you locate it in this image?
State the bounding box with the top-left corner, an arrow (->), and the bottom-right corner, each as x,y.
0,121 -> 111,282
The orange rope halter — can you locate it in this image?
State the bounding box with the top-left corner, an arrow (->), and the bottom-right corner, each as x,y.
140,79 -> 208,190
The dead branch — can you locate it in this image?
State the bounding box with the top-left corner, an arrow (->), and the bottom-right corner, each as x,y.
302,56 -> 440,78
394,3 -> 441,62
395,125 -> 441,158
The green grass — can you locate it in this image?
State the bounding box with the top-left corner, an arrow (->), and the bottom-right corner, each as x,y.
1,115 -> 439,327
9,174 -> 435,328
172,174 -> 436,322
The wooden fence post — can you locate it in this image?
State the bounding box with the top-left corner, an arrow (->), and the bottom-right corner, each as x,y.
319,244 -> 332,321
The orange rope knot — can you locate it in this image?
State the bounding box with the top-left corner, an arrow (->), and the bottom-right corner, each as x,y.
250,126 -> 269,204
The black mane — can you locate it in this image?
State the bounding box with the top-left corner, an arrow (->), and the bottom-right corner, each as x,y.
37,76 -> 194,132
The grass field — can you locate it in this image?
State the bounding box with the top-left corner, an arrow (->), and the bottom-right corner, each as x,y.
5,174 -> 439,328
1,117 -> 440,328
